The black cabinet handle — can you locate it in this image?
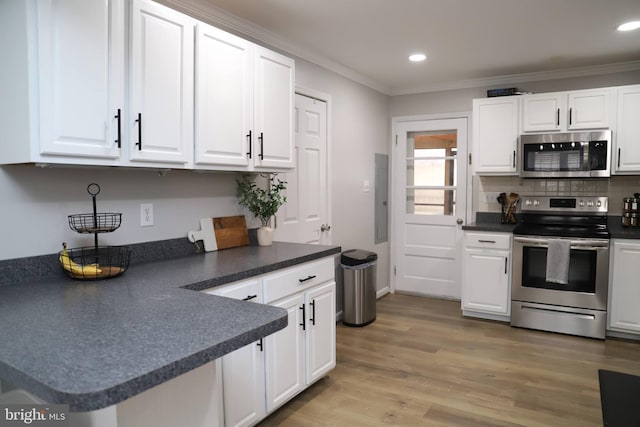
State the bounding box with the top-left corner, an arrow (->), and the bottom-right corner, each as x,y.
618,147 -> 621,169
505,257 -> 508,274
569,108 -> 572,126
246,130 -> 252,159
512,150 -> 516,168
299,304 -> 306,330
298,275 -> 316,283
242,294 -> 257,301
259,132 -> 264,160
478,240 -> 496,244
114,108 -> 121,148
135,113 -> 142,151
310,300 -> 316,326
257,338 -> 263,352
556,108 -> 560,126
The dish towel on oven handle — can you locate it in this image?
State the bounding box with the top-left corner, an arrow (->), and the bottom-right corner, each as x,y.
546,239 -> 571,285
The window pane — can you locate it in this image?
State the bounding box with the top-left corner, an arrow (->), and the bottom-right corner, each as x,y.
406,189 -> 456,215
408,158 -> 457,186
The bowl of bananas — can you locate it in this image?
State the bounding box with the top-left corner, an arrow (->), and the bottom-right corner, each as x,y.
59,242 -> 131,280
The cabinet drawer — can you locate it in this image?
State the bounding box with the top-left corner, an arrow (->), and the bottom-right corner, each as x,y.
464,232 -> 511,250
263,257 -> 334,304
202,278 -> 262,303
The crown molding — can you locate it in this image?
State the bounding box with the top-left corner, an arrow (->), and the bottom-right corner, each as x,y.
159,0 -> 391,94
158,0 -> 640,98
390,60 -> 640,96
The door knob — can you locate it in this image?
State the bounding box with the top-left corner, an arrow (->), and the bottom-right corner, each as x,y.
456,218 -> 464,225
320,224 -> 331,232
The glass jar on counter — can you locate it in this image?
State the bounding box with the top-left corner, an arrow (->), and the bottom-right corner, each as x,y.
631,213 -> 639,227
622,213 -> 632,227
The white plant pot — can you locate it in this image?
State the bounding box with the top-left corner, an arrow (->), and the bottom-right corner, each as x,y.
257,226 -> 274,246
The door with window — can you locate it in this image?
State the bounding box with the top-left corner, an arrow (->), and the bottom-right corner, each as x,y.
393,117 -> 469,299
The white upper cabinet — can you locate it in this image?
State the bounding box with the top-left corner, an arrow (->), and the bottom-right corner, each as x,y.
0,0 -> 125,165
0,0 -> 294,171
128,0 -> 194,168
195,23 -> 253,169
472,97 -> 519,175
38,0 -> 125,161
253,47 -> 296,170
522,89 -> 612,132
613,85 -> 640,174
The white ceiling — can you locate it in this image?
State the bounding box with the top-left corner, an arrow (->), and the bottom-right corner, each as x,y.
193,0 -> 640,95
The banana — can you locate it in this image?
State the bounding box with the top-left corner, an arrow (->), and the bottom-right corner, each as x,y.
59,243 -> 102,276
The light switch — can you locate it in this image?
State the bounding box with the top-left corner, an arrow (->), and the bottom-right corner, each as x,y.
363,180 -> 370,192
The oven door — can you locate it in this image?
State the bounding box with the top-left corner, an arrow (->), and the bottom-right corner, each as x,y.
512,236 -> 609,311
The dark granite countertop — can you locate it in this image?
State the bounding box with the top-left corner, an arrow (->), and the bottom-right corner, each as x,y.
463,213 -> 640,239
0,242 -> 341,412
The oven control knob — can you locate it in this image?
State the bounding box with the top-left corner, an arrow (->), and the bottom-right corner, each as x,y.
579,200 -> 585,207
525,199 -> 532,206
587,201 -> 594,207
533,200 -> 540,206
596,200 -> 602,207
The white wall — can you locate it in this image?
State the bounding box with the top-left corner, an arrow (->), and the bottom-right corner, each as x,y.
0,166 -> 241,260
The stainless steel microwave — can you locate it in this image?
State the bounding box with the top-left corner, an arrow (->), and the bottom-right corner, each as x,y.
519,131 -> 611,178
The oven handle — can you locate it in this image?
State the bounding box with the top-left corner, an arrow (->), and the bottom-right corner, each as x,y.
513,236 -> 609,250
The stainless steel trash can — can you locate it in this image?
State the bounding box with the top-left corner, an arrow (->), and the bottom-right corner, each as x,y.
341,249 -> 377,327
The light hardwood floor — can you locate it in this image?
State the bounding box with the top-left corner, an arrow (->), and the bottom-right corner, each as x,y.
259,293 -> 640,426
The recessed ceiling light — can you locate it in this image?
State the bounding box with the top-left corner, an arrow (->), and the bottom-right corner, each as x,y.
409,53 -> 426,62
617,21 -> 640,31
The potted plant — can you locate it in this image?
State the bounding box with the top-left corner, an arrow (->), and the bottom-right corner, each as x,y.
236,173 -> 287,246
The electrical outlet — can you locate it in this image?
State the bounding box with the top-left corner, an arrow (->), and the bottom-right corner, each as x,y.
140,203 -> 154,227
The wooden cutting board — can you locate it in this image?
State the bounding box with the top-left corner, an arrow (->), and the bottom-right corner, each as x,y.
213,216 -> 249,250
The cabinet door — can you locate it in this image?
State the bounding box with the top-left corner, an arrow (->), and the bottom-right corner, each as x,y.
130,0 -> 194,167
253,47 -> 295,169
567,89 -> 611,130
203,279 -> 265,427
472,97 -> 519,174
522,93 -> 565,132
195,23 -> 253,168
462,248 -> 510,315
614,86 -> 640,174
37,0 -> 124,160
609,240 -> 640,334
265,293 -> 305,412
305,282 -> 336,384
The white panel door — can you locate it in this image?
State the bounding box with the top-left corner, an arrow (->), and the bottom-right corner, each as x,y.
265,293 -> 305,412
195,23 -> 253,168
393,117 -> 468,299
567,89 -> 611,130
254,46 -> 295,169
275,94 -> 329,244
462,248 -> 510,314
609,240 -> 640,333
305,282 -> 336,384
130,0 -> 194,166
37,0 -> 124,159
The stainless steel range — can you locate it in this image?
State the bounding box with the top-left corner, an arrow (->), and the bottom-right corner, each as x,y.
511,196 -> 610,339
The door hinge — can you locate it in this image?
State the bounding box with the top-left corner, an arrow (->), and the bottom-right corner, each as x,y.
468,153 -> 472,165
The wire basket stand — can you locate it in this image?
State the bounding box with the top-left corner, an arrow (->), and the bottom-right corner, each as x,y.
60,183 -> 131,280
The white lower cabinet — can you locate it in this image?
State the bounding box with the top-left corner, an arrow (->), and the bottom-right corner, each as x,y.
608,239 -> 640,336
204,279 -> 266,427
204,256 -> 336,426
462,231 -> 512,320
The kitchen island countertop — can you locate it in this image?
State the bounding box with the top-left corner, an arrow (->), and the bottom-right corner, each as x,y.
0,242 -> 340,412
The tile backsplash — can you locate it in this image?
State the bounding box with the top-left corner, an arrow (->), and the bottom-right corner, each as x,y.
476,175 -> 640,215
